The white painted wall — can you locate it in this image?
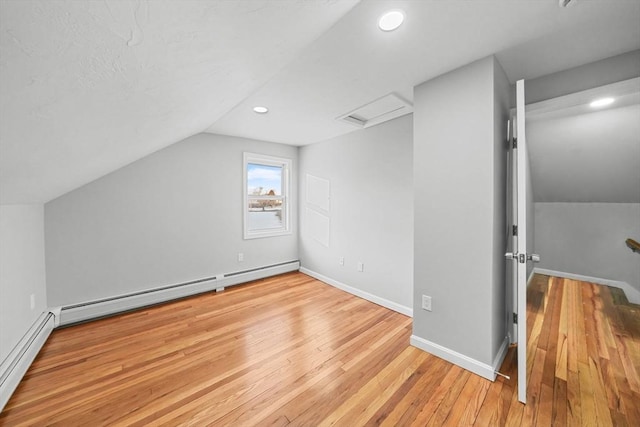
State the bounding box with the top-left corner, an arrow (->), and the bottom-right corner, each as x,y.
0,205 -> 47,363
535,203 -> 640,294
525,143 -> 535,279
45,133 -> 298,307
298,115 -> 413,313
412,56 -> 509,369
505,101 -> 535,340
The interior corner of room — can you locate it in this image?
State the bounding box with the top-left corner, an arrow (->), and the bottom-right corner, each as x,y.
1,0 -> 639,419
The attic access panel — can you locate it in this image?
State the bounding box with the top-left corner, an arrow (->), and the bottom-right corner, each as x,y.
337,93 -> 413,128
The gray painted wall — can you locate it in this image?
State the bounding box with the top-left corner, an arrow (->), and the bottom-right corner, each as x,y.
45,133 -> 298,307
535,203 -> 640,293
0,205 -> 47,363
527,104 -> 640,204
413,56 -> 509,366
298,115 -> 413,311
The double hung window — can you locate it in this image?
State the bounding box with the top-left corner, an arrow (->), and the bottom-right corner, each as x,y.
243,153 -> 291,239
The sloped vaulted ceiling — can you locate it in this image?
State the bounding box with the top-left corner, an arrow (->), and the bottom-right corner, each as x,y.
527,83 -> 640,203
0,0 -> 358,204
1,0 -> 639,205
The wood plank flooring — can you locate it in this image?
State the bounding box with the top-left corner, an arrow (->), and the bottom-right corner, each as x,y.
1,272 -> 639,426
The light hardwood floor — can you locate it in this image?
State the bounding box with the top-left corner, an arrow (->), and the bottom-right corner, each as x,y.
1,272 -> 639,426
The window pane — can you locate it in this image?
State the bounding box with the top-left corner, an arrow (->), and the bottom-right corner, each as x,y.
247,199 -> 284,231
243,153 -> 291,239
247,163 -> 282,196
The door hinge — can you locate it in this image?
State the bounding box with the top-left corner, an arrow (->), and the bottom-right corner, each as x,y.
513,312 -> 518,324
512,225 -> 518,236
512,137 -> 517,149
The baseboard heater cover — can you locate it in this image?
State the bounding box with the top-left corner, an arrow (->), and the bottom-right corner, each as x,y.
0,312 -> 55,411
57,260 -> 300,326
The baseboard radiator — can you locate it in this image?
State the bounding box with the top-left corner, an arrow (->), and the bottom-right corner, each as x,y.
0,261 -> 300,411
57,260 -> 300,326
0,311 -> 56,411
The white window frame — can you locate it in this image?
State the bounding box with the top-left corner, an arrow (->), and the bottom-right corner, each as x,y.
243,152 -> 292,239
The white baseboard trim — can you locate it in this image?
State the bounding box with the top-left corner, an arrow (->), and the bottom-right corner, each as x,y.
534,268 -> 640,304
410,334 -> 510,382
527,269 -> 535,286
58,261 -> 301,326
1,311 -> 55,411
493,336 -> 511,377
299,267 -> 413,317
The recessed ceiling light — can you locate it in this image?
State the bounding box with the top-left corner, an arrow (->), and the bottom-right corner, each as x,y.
378,10 -> 404,32
253,106 -> 269,114
589,97 -> 614,108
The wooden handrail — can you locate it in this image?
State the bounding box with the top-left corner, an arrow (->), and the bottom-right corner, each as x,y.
626,238 -> 640,253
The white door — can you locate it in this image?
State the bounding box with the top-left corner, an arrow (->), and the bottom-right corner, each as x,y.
515,79 -> 528,404
507,79 -> 539,404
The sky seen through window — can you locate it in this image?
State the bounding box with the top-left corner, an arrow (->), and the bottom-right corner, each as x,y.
247,163 -> 282,196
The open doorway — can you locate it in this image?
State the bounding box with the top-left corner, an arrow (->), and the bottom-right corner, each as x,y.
510,77 -> 640,410
526,77 -> 640,304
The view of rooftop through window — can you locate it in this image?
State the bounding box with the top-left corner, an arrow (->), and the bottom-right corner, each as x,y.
245,161 -> 286,233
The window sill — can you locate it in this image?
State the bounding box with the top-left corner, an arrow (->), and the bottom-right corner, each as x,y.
243,229 -> 293,240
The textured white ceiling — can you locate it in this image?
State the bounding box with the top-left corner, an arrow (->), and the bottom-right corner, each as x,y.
1,0 -> 639,204
0,0 -> 358,203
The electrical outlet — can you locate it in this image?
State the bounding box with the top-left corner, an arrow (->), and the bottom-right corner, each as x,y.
30,294 -> 35,310
238,253 -> 244,262
357,262 -> 364,272
339,257 -> 344,266
422,295 -> 432,311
